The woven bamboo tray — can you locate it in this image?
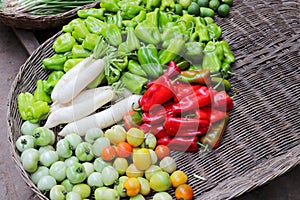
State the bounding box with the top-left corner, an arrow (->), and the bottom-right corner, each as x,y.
7,0 -> 300,199
0,2 -> 99,30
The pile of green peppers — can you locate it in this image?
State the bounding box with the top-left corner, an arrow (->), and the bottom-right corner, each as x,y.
39,0 -> 235,96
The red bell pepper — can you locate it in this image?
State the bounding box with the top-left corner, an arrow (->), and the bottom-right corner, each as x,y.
163,117 -> 209,137
171,86 -> 211,115
213,91 -> 234,111
173,81 -> 201,102
157,136 -> 199,152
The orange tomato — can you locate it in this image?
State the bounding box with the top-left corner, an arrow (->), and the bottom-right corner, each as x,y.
100,146 -> 117,161
170,170 -> 188,187
175,184 -> 194,200
155,145 -> 170,160
116,142 -> 133,158
123,177 -> 141,197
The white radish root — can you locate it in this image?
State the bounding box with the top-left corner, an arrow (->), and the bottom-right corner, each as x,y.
58,95 -> 141,136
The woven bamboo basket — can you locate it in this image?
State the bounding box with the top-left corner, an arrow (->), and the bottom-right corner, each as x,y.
7,0 -> 300,199
0,2 -> 99,30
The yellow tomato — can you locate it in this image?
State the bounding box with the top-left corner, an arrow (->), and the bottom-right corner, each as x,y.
170,170 -> 188,187
126,128 -> 145,147
124,177 -> 141,197
133,148 -> 152,170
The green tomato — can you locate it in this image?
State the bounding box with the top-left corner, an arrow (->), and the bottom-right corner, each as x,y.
130,194 -> 145,200
149,149 -> 158,165
64,156 -> 79,167
32,127 -> 55,146
21,120 -> 40,135
93,157 -> 111,173
113,157 -> 128,175
39,145 -> 55,154
62,179 -> 74,192
50,161 -> 67,182
159,156 -> 177,174
153,192 -> 173,200
57,139 -> 73,159
92,137 -> 110,156
21,148 -> 39,173
37,175 -> 57,192
87,172 -> 103,187
103,188 -> 120,200
101,166 -> 119,186
141,133 -> 157,150
149,171 -> 171,192
94,187 -> 109,200
72,183 -> 91,199
114,176 -> 128,198
137,177 -> 151,196
104,125 -> 126,145
85,127 -> 103,144
82,162 -> 94,177
16,135 -> 35,152
65,133 -> 82,150
145,165 -> 162,181
50,185 -> 67,200
31,166 -> 49,184
40,150 -> 59,167
66,191 -> 82,200
66,163 -> 87,184
75,142 -> 94,162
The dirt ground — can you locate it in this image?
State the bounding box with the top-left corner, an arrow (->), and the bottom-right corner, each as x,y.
0,21 -> 300,200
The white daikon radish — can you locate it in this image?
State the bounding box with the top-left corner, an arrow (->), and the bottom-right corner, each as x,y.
58,95 -> 141,136
45,88 -> 115,128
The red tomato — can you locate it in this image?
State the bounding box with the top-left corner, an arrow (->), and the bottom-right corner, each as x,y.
175,184 -> 194,200
101,146 -> 117,161
116,142 -> 133,158
155,145 -> 170,160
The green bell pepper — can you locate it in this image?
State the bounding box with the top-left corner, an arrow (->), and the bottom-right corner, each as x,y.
72,45 -> 91,58
138,44 -> 163,78
84,16 -> 106,35
106,66 -> 121,84
62,18 -> 81,33
106,11 -> 123,29
120,2 -> 144,19
207,23 -> 222,40
52,33 -> 76,53
77,8 -> 106,20
103,24 -> 122,47
114,56 -> 128,71
160,0 -> 175,11
161,22 -> 189,48
158,11 -> 173,32
134,19 -> 161,45
72,20 -> 90,43
42,54 -> 67,71
87,72 -> 106,89
184,41 -> 205,64
63,58 -> 84,72
159,38 -> 185,65
33,80 -> 51,103
131,10 -> 146,25
180,13 -> 194,29
66,163 -> 87,184
100,0 -> 120,13
125,25 -> 140,52
146,0 -> 161,10
82,34 -> 100,51
202,41 -> 222,73
44,71 -> 65,94
127,60 -> 147,77
18,92 -> 50,123
121,72 -> 148,94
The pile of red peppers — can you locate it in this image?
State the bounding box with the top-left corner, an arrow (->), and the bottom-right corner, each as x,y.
124,61 -> 234,152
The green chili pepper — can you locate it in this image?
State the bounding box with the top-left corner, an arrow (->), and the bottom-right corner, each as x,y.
159,38 -> 185,65
77,8 -> 106,20
82,34 -> 100,51
72,20 -> 90,43
100,0 -> 120,13
72,45 -> 91,58
127,60 -> 147,77
42,54 -> 67,71
121,2 -> 144,19
176,59 -> 190,70
84,16 -> 106,35
160,0 -> 175,11
33,80 -> 51,103
215,41 -> 225,61
138,44 -> 163,78
121,72 -> 148,94
103,24 -> 122,47
220,62 -> 231,78
219,40 -> 235,63
63,58 -> 84,72
211,77 -> 232,91
125,25 -> 140,52
161,22 -> 189,48
207,23 -> 222,40
202,41 -> 222,73
158,11 -> 173,32
180,13 -> 194,29
184,41 -> 205,64
191,17 -> 210,42
45,71 -> 65,94
146,0 -> 161,10
106,66 -> 121,84
18,92 -> 50,123
53,33 -> 76,53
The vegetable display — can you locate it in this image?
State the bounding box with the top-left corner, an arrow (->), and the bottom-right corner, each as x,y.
14,0 -> 237,199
